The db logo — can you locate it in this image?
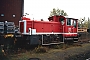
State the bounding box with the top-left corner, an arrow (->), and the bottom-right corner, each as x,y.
68,28 -> 71,32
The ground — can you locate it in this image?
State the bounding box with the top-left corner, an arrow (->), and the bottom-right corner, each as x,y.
1,43 -> 90,60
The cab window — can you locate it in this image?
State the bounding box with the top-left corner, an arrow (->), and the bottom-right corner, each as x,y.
73,20 -> 76,28
67,18 -> 73,26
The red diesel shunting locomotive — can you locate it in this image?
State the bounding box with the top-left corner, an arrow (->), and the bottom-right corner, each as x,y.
19,15 -> 78,45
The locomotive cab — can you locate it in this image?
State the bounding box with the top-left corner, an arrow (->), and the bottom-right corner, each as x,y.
63,18 -> 78,42
48,15 -> 78,43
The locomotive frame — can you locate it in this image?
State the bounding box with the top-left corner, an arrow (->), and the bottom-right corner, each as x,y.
0,15 -> 78,50
19,15 -> 78,45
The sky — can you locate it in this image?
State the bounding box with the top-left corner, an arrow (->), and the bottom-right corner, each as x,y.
24,0 -> 90,20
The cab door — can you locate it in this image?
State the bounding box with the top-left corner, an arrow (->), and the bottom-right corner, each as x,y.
66,18 -> 74,33
72,20 -> 78,36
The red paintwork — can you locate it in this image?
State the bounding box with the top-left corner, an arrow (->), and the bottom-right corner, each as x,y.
26,20 -> 33,33
22,17 -> 31,20
20,15 -> 78,37
20,22 -> 24,33
34,21 -> 62,33
25,20 -> 62,33
63,18 -> 78,37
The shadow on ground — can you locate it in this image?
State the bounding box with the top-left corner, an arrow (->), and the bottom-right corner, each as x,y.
66,51 -> 90,60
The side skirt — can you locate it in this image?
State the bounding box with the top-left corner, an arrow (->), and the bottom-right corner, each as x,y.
42,34 -> 64,45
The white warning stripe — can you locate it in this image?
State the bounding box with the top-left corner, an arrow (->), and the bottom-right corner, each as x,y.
22,32 -> 77,35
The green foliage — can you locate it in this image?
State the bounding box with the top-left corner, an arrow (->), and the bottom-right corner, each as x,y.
88,17 -> 90,28
83,20 -> 88,28
0,48 -> 8,60
50,44 -> 70,49
50,8 -> 68,17
34,46 -> 48,53
78,17 -> 90,28
0,48 -> 3,56
50,44 -> 63,49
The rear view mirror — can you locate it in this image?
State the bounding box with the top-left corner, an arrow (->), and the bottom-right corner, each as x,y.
59,18 -> 65,25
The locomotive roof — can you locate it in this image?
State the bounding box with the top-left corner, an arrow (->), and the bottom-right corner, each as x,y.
66,18 -> 78,20
48,15 -> 78,20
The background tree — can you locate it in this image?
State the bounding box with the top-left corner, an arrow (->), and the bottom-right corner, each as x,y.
82,17 -> 85,28
82,17 -> 90,29
88,17 -> 90,28
78,18 -> 83,28
50,8 -> 68,17
78,17 -> 90,29
78,17 -> 85,28
83,20 -> 88,28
